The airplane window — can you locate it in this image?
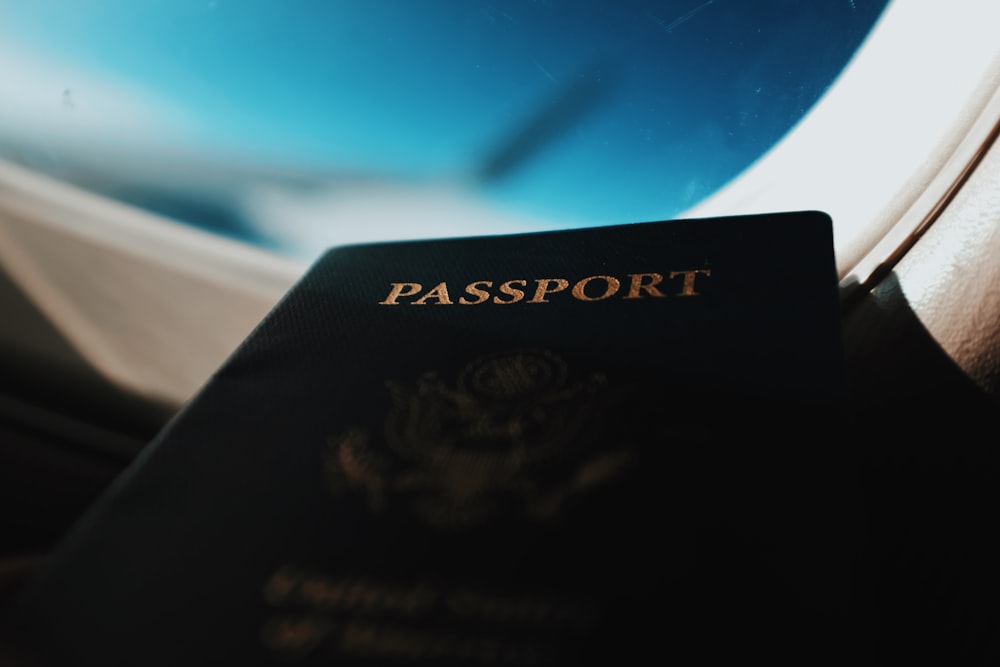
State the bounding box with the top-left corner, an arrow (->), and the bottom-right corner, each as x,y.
0,1 -> 890,263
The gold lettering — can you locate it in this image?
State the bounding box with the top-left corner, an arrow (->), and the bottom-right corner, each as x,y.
266,566 -> 440,617
669,269 -> 712,296
262,566 -> 300,605
260,614 -> 332,658
379,271 -> 713,305
379,282 -> 423,305
459,280 -> 493,305
624,273 -> 666,299
413,282 -> 453,305
528,278 -> 570,303
297,576 -> 437,616
571,275 -> 620,301
493,280 -> 527,304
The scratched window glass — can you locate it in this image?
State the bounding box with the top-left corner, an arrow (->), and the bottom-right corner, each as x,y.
0,1 -> 889,262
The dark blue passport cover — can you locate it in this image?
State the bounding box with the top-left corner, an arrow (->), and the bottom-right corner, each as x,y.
1,211 -> 859,665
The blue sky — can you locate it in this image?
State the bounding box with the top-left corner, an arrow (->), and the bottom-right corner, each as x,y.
0,1 -> 889,246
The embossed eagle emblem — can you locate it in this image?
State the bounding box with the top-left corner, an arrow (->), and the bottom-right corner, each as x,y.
325,348 -> 634,529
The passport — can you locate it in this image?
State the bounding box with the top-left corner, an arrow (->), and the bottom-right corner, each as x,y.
0,211 -> 862,665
